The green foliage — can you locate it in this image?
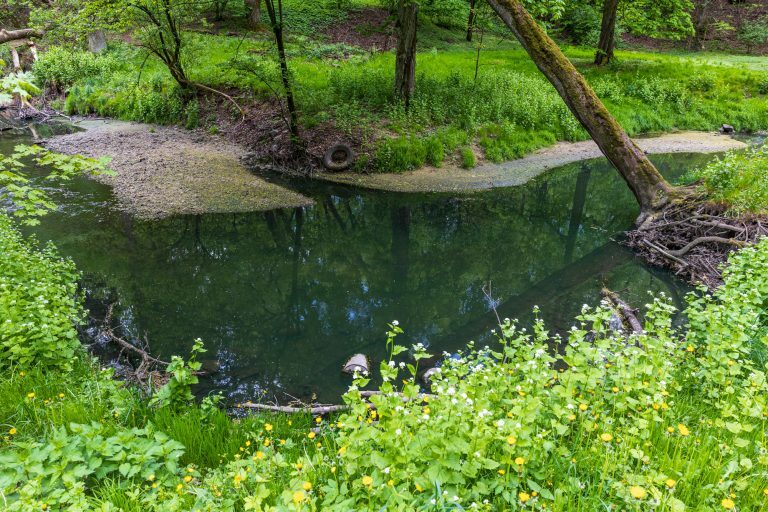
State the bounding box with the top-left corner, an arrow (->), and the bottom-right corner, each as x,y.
33,47 -> 119,90
423,135 -> 445,167
0,144 -> 111,223
372,136 -> 427,173
759,75 -> 768,95
184,99 -> 200,129
0,422 -> 185,510
149,339 -> 205,409
478,123 -> 556,163
738,17 -> 768,52
0,216 -> 83,372
684,144 -> 768,214
0,72 -> 41,105
460,146 -> 476,169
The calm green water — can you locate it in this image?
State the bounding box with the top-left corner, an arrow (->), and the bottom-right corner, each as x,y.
2,126 -> 718,402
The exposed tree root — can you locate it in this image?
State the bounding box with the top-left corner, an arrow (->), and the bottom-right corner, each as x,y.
626,200 -> 768,287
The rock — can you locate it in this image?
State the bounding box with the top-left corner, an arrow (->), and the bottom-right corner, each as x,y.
342,353 -> 369,375
720,124 -> 735,134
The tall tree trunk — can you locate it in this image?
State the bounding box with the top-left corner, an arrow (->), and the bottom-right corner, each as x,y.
0,28 -> 42,44
594,0 -> 619,65
486,0 -> 674,222
467,0 -> 477,42
690,0 -> 713,50
395,0 -> 418,109
245,0 -> 261,28
264,0 -> 300,143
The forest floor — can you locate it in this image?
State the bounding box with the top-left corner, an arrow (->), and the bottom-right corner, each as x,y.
43,119 -> 314,217
319,131 -> 748,192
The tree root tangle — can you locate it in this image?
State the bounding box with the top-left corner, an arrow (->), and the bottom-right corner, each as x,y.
626,201 -> 768,288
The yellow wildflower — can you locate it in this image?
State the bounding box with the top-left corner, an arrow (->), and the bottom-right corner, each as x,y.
629,486 -> 647,499
9,427 -> 16,436
579,403 -> 588,411
245,440 -> 251,447
387,479 -> 394,487
58,393 -> 65,399
362,475 -> 373,486
308,432 -> 316,440
721,498 -> 735,509
264,423 -> 273,432
184,475 -> 192,483
515,457 -> 525,466
686,345 -> 694,352
507,436 -> 517,445
665,479 -> 676,488
519,492 -> 531,503
26,392 -> 35,399
498,469 -> 506,476
415,483 -> 423,492
315,417 -> 322,424
677,424 -> 690,436
302,481 -> 312,491
567,414 -> 576,421
600,433 -> 613,442
292,490 -> 305,503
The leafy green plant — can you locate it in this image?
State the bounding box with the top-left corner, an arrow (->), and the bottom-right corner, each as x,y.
0,216 -> 83,371
0,72 -> 41,107
684,144 -> 768,214
149,339 -> 205,409
460,146 -> 476,168
0,422 -> 185,510
0,144 -> 111,223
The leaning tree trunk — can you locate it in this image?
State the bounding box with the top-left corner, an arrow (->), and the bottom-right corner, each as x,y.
467,0 -> 477,42
594,0 -> 619,65
395,0 -> 418,109
264,0 -> 300,144
486,0 -> 674,222
245,0 -> 261,28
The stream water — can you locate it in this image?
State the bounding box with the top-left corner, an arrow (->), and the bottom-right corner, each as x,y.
2,125 -> 720,403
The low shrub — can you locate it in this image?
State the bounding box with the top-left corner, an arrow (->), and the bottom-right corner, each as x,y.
372,136 -> 427,172
33,47 -> 119,90
685,144 -> 768,214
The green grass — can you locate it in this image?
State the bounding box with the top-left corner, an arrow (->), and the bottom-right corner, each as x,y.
33,8 -> 768,173
3,209 -> 768,510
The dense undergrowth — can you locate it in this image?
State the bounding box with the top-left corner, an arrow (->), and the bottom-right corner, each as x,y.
2,202 -> 768,510
684,143 -> 768,214
30,15 -> 768,172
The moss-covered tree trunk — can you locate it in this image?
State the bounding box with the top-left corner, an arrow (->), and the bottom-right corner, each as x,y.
486,0 -> 674,221
395,0 -> 418,109
594,0 -> 618,65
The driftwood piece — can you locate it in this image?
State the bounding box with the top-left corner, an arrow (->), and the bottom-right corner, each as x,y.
238,402 -> 350,414
601,288 -> 643,334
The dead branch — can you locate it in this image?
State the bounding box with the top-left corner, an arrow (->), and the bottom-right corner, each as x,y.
238,402 -> 350,414
0,28 -> 43,44
601,288 -> 643,334
667,236 -> 746,258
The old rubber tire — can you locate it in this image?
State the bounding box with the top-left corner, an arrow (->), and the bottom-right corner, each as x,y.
323,144 -> 354,172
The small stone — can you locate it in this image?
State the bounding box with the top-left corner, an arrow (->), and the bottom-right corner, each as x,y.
720,124 -> 735,134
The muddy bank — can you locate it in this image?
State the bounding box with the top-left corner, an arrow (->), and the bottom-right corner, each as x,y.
44,119 -> 313,219
319,131 -> 748,193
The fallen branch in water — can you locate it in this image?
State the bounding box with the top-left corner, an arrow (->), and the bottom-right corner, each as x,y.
602,288 -> 643,335
237,402 -> 351,414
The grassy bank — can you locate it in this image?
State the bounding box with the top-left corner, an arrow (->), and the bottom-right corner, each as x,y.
30,7 -> 768,173
2,196 -> 768,510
